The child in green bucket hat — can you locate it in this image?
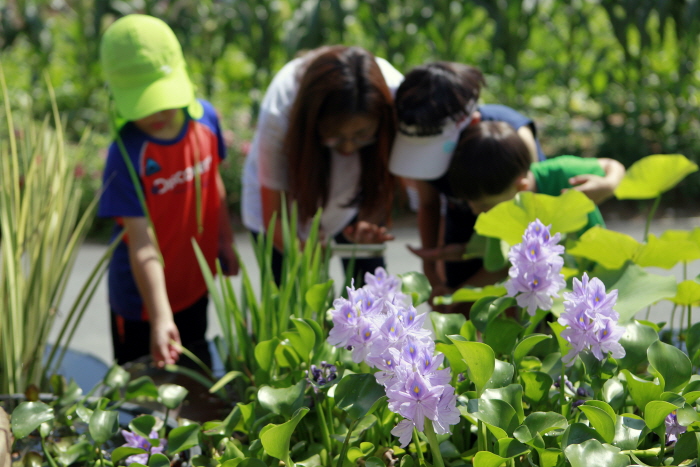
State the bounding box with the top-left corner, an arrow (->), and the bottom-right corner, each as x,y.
98,14 -> 239,369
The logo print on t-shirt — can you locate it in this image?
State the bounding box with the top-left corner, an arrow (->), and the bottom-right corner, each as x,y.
145,158 -> 161,176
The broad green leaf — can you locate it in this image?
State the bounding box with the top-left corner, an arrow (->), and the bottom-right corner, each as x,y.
521,412 -> 568,438
578,405 -> 615,444
584,400 -> 616,421
520,371 -> 553,404
10,402 -> 54,438
622,370 -> 663,412
484,318 -> 524,355
667,280 -> 700,305
129,414 -> 157,439
149,453 -> 171,467
448,336 -> 495,396
686,323 -> 700,365
483,384 -> 525,423
257,380 -> 307,418
448,285 -> 507,304
564,439 -> 630,467
126,376 -> 160,400
567,227 -> 640,269
436,343 -> 468,375
603,379 -> 626,411
475,191 -> 594,246
364,457 -> 384,467
614,415 -> 645,450
260,407 -> 310,461
617,321 -> 659,369
471,296 -> 517,333
484,360 -> 515,390
430,312 -> 466,343
282,318 -> 316,361
636,234 -> 700,269
614,154 -> 698,199
347,442 -> 375,462
111,447 -> 148,464
473,451 -> 511,467
304,281 -> 332,313
103,364 -> 130,388
644,400 -> 678,430
167,424 -> 201,455
399,271 -> 432,305
648,340 -> 692,392
610,264 -> 678,322
561,423 -> 605,451
497,438 -> 530,458
548,322 -> 572,361
513,334 -> 552,367
158,384 -> 189,410
471,398 -> 520,437
89,408 -> 119,445
677,406 -> 700,425
673,431 -> 700,465
334,373 -> 386,420
255,338 -> 280,372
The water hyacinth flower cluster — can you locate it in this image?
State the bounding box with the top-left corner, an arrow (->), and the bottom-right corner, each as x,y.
327,268 -> 460,447
558,272 -> 626,366
505,219 -> 566,315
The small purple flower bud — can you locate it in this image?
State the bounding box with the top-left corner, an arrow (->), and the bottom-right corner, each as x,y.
577,387 -> 588,397
572,399 -> 585,409
457,373 -> 466,383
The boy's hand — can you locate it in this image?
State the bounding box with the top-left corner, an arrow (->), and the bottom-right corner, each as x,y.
407,243 -> 466,262
565,174 -> 614,204
343,221 -> 395,244
150,317 -> 181,367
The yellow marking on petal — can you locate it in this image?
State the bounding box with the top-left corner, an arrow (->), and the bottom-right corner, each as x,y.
386,360 -> 392,366
530,249 -> 536,255
347,312 -> 352,318
409,346 -> 415,354
390,327 -> 395,333
365,331 -> 371,337
603,330 -> 608,336
413,385 -> 420,394
533,279 -> 539,286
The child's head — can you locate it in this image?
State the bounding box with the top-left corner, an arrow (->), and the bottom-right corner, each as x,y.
449,121 -> 532,215
389,62 -> 485,180
285,45 -> 397,220
99,14 -> 201,122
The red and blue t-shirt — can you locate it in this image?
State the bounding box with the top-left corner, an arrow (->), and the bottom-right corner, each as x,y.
98,99 -> 226,321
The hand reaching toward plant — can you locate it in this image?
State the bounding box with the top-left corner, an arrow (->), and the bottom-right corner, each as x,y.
150,316 -> 181,367
406,243 -> 466,262
343,221 -> 395,244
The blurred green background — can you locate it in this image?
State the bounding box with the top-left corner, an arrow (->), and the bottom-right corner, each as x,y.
2,0 -> 699,234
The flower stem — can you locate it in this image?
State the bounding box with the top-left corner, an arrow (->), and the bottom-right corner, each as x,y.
412,427 -> 426,466
316,397 -> 333,458
560,364 -> 568,418
423,419 -> 445,467
643,196 -> 661,242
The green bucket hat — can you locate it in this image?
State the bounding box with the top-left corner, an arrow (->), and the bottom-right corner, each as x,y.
100,14 -> 202,121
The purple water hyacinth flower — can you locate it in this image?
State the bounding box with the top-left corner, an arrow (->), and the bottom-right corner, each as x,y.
365,267 -> 402,298
665,411 -> 686,444
120,430 -> 166,465
386,370 -> 443,432
327,297 -> 360,348
558,272 -> 626,366
505,220 -> 565,316
433,385 -> 461,435
391,419 -> 415,448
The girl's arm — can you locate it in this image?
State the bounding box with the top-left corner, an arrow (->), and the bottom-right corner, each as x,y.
261,185 -> 286,252
122,217 -> 181,367
413,180 -> 445,290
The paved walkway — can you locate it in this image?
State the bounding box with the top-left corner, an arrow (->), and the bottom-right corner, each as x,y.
51,213 -> 700,384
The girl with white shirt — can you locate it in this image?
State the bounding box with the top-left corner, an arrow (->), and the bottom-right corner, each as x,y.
241,45 -> 403,284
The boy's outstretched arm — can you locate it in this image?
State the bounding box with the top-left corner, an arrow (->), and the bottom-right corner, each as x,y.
216,173 -> 239,275
122,216 -> 181,367
567,158 -> 626,204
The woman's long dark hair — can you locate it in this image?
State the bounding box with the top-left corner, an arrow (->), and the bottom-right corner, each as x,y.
284,45 -> 397,222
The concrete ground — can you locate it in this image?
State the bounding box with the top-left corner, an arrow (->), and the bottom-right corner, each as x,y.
50,212 -> 700,385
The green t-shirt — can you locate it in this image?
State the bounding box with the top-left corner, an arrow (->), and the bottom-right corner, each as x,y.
531,155 -> 606,232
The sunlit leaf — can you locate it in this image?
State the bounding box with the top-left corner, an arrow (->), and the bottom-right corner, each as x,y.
667,280 -> 700,306
614,154 -> 698,199
566,227 -> 640,269
564,439 -> 630,467
648,340 -> 692,393
10,402 -> 54,439
260,407 -> 309,461
399,271 -> 432,305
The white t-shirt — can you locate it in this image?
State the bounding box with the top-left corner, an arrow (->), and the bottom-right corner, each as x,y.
241,55 -> 403,238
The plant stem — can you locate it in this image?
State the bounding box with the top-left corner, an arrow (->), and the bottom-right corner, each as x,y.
643,196 -> 661,242
423,419 -> 445,467
412,428 -> 426,466
336,419 -> 358,467
315,396 -> 333,458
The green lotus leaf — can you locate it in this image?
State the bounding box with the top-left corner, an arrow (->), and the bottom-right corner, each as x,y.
609,263 -> 678,323
636,234 -> 700,269
567,227 -> 640,270
614,154 -> 698,199
475,191 -> 594,246
667,280 -> 700,305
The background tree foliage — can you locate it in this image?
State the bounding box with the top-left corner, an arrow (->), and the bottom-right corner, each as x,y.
1,0 -> 699,216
